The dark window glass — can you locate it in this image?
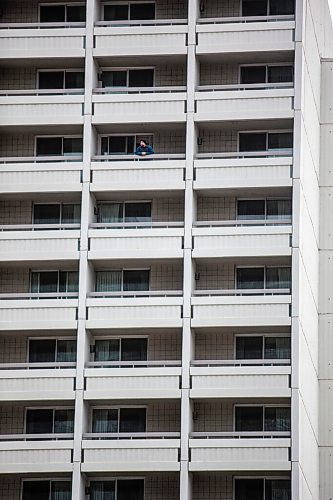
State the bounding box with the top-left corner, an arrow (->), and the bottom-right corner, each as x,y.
65,71 -> 85,88
236,336 -> 263,360
92,408 -> 118,433
124,202 -> 152,222
239,133 -> 266,152
36,137 -> 62,156
51,481 -> 72,500
54,409 -> 75,433
29,339 -> 56,363
235,406 -> 263,431
61,204 -> 81,224
23,481 -> 50,500
39,71 -> 64,89
32,271 -> 59,293
234,478 -> 264,500
240,66 -> 266,84
123,270 -> 150,291
95,339 -> 120,362
40,5 -> 65,22
121,338 -> 148,361
269,0 -> 295,15
63,137 -> 83,156
102,71 -> 127,87
236,267 -> 265,289
57,339 -> 77,362
266,267 -> 291,289
26,409 -> 53,434
129,69 -> 154,87
90,481 -> 116,500
67,5 -> 86,22
33,204 -> 61,224
119,408 -> 146,432
101,137 -> 109,155
237,200 -> 266,220
118,479 -> 144,500
127,136 -> 135,153
268,65 -> 294,83
266,199 -> 292,220
108,136 -> 127,154
265,480 -> 291,500
104,4 -> 129,21
242,0 -> 267,16
268,132 -> 293,150
265,407 -> 291,431
130,3 -> 155,20
264,337 -> 291,359
59,271 -> 79,292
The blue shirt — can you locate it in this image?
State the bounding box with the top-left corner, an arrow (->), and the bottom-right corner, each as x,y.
135,145 -> 154,156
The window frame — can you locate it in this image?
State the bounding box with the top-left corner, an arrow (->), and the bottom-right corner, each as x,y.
233,403 -> 291,432
27,336 -> 77,363
88,477 -> 145,500
21,478 -> 72,500
24,406 -> 75,434
233,333 -> 291,360
37,69 -> 85,89
30,269 -> 79,294
32,202 -> 81,224
99,66 -> 155,88
232,476 -> 291,500
101,1 -> 156,21
238,62 -> 294,84
38,2 -> 86,22
237,129 -> 293,153
91,405 -> 148,433
239,0 -> 295,17
95,268 -> 151,292
99,133 -> 154,155
97,200 -> 152,223
34,135 -> 83,157
93,335 -> 149,361
235,265 -> 291,290
236,197 -> 292,221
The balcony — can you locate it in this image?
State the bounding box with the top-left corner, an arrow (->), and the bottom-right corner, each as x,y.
94,20 -> 188,57
190,360 -> 291,398
0,224 -> 80,262
196,16 -> 295,55
0,22 -> 85,59
189,432 -> 291,471
88,222 -> 184,260
195,83 -> 294,122
0,363 -> 76,401
194,151 -> 293,190
0,156 -> 83,194
0,293 -> 78,331
0,434 -> 73,473
82,433 -> 180,472
86,291 -> 183,329
0,90 -> 84,127
84,360 -> 181,400
91,154 -> 185,192
92,87 -> 186,124
191,290 -> 291,328
192,220 -> 292,258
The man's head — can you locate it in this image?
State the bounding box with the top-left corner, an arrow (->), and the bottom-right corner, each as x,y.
140,139 -> 148,147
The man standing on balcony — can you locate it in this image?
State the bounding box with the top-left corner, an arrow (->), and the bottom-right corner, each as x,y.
135,139 -> 154,156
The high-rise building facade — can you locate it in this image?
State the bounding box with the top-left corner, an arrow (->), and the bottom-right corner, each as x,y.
0,0 -> 333,498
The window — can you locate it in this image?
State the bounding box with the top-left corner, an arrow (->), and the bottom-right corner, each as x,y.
36,136 -> 83,157
239,132 -> 293,152
235,478 -> 291,500
33,204 -> 81,224
30,270 -> 79,293
236,267 -> 291,290
104,2 -> 155,21
38,70 -> 84,89
95,269 -> 150,292
25,408 -> 74,434
92,407 -> 146,433
22,480 -> 72,500
90,479 -> 144,500
240,65 -> 293,84
100,135 -> 153,155
236,336 -> 291,360
101,68 -> 154,88
97,201 -> 152,223
28,338 -> 77,363
94,337 -> 148,362
235,406 -> 291,432
39,3 -> 86,22
237,199 -> 291,221
241,0 -> 294,16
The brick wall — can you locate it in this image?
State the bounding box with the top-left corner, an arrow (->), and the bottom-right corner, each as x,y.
0,405 -> 25,434
195,263 -> 235,290
150,262 -> 183,290
195,332 -> 234,360
0,68 -> 37,90
0,134 -> 35,157
0,336 -> 27,363
198,130 -> 238,153
153,131 -> 186,154
146,401 -> 180,432
200,63 -> 239,86
0,476 -> 21,500
148,331 -> 182,360
0,201 -> 32,225
193,401 -> 234,432
152,197 -> 184,222
0,268 -> 30,293
197,197 -> 236,221
155,65 -> 187,86
155,0 -> 188,18
145,474 -> 180,500
200,0 -> 240,18
192,474 -> 233,500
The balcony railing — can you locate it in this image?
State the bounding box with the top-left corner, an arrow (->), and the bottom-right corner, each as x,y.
196,82 -> 294,92
0,433 -> 74,441
193,288 -> 291,297
0,292 -> 78,300
191,359 -> 291,367
190,431 -> 291,439
95,19 -> 187,27
0,88 -> 84,97
0,224 -> 80,232
0,22 -> 86,29
193,219 -> 292,228
0,155 -> 83,164
92,153 -> 185,162
88,290 -> 182,299
87,360 -> 181,368
94,86 -> 186,95
197,15 -> 295,24
90,221 -> 183,230
196,150 -> 293,160
84,432 -> 180,440
0,362 -> 76,370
